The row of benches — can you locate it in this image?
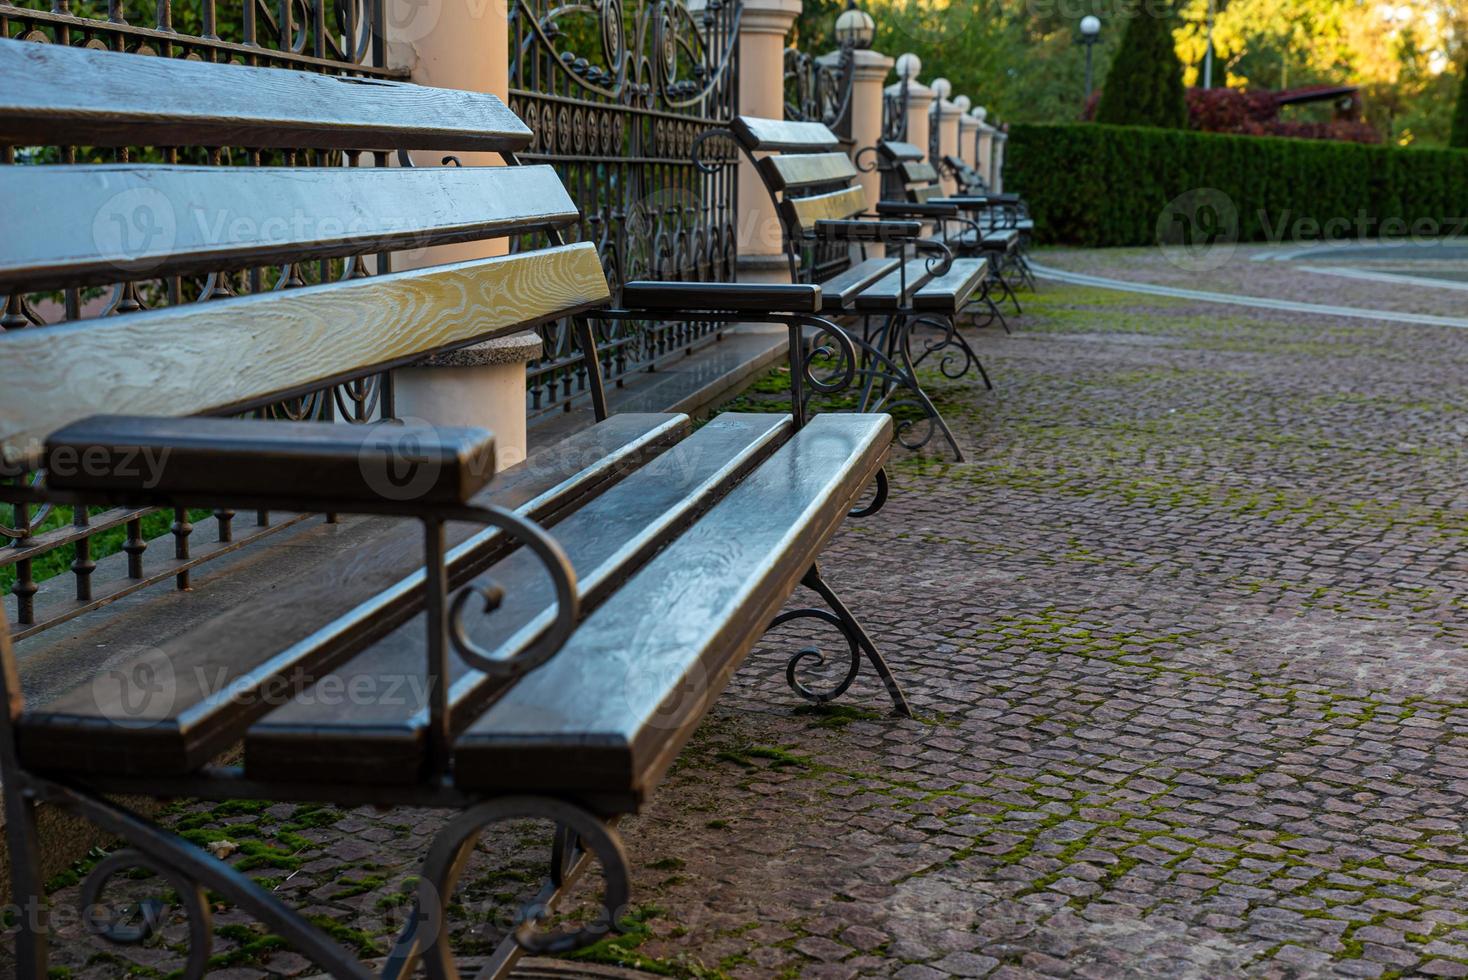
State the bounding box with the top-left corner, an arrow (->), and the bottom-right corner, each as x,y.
0,37 -> 917,979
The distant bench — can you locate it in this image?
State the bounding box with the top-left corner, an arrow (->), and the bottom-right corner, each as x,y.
0,37 -> 912,979
703,115 -> 994,461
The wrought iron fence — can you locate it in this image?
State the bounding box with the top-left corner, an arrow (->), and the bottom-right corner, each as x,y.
1,0 -> 396,635
508,0 -> 743,415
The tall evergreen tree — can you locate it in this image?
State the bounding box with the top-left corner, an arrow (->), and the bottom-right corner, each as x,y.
1452,66 -> 1468,148
1094,8 -> 1188,129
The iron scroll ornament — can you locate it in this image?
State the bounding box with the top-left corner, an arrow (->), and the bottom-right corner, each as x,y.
508,0 -> 742,109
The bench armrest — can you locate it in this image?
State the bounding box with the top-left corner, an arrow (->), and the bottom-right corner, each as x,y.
930,195 -> 993,209
45,415 -> 496,512
875,200 -> 960,219
810,219 -> 923,243
620,281 -> 821,314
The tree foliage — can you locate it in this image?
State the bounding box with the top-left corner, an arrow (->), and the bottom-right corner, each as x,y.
1094,9 -> 1188,129
1452,67 -> 1468,148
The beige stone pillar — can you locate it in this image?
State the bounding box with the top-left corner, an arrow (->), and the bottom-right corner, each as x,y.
846,48 -> 894,213
733,0 -> 802,282
886,77 -> 933,162
993,129 -> 1008,193
975,112 -> 996,185
385,0 -> 537,468
934,99 -> 960,194
958,113 -> 979,170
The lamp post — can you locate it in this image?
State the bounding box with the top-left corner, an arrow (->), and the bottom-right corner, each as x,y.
1203,0 -> 1215,88
833,0 -> 875,50
1079,15 -> 1100,104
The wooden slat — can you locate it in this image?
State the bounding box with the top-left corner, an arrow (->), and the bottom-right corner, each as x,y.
900,161 -> 940,185
910,184 -> 946,204
852,258 -> 938,312
817,257 -> 899,312
243,414 -> 794,785
16,413 -> 690,776
0,37 -> 531,151
451,413 -> 893,811
881,141 -> 925,161
913,258 -> 987,313
1,164 -> 578,293
779,186 -> 869,233
731,116 -> 841,152
0,243 -> 610,471
757,151 -> 858,192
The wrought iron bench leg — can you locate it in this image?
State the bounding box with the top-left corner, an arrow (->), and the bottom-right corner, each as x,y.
773,563 -> 913,718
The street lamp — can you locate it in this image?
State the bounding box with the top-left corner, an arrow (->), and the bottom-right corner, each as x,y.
834,0 -> 875,50
1079,15 -> 1101,104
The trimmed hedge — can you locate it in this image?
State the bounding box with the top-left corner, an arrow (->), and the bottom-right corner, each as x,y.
1007,123 -> 1468,247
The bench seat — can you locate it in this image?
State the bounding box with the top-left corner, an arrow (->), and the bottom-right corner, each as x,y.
243,413 -> 795,785
817,256 -> 902,312
452,412 -> 892,812
15,414 -> 688,776
853,258 -> 987,315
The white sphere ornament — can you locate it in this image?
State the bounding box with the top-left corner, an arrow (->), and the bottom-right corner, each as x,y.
895,52 -> 922,81
931,76 -> 952,100
1080,14 -> 1101,36
953,94 -> 971,112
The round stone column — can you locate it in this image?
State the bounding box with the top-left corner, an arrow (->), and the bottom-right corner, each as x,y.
383,0 -> 538,469
887,76 -> 934,163
846,48 -> 895,213
958,112 -> 980,171
733,0 -> 803,283
934,98 -> 960,194
993,127 -> 1008,193
975,110 -> 996,185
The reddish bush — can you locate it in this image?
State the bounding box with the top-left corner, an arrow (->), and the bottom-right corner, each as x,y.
1080,85 -> 1381,143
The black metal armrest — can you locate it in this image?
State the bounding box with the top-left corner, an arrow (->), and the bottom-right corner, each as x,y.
620,280 -> 821,314
810,219 -> 923,243
875,200 -> 960,219
45,415 -> 496,512
931,195 -> 994,210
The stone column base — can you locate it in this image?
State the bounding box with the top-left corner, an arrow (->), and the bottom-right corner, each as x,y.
392,331 -> 543,472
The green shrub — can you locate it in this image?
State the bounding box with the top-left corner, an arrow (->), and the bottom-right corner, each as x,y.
1008,123 -> 1468,247
1452,67 -> 1468,149
1094,10 -> 1187,130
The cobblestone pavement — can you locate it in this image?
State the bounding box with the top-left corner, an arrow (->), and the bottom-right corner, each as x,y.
1041,243 -> 1468,318
22,270 -> 1468,979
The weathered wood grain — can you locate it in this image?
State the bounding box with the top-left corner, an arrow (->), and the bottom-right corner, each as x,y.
17,414 -> 690,776
1,164 -> 578,293
452,413 -> 893,810
0,243 -> 610,470
757,151 -> 858,192
0,37 -> 531,151
243,414 -> 793,785
731,115 -> 841,152
779,185 -> 869,233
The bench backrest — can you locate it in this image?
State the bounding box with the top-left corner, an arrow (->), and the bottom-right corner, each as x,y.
878,139 -> 945,204
0,38 -> 608,473
729,116 -> 865,282
942,153 -> 987,193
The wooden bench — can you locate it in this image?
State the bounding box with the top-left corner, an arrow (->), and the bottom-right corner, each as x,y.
941,154 -> 1037,292
874,140 -> 1030,324
700,115 -> 993,461
0,37 -> 912,978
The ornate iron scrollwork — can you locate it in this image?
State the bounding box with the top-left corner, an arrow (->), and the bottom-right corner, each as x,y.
508,0 -> 742,415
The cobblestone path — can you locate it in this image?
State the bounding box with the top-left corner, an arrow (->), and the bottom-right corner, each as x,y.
24,275 -> 1468,979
